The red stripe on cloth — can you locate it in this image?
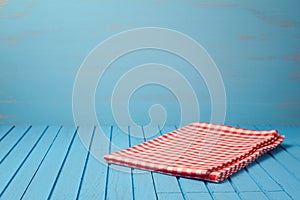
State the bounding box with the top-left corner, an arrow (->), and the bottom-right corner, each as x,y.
104,123 -> 284,182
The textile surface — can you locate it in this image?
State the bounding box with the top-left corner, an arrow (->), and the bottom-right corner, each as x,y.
104,122 -> 284,182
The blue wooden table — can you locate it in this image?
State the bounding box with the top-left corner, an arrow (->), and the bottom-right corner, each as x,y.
0,125 -> 299,200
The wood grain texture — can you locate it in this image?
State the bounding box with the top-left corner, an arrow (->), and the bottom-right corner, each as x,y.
0,125 -> 298,200
0,1 -> 299,126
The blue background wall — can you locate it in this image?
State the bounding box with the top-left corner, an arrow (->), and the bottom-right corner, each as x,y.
0,0 -> 299,126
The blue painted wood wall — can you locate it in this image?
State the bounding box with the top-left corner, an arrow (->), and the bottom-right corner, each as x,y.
0,0 -> 299,125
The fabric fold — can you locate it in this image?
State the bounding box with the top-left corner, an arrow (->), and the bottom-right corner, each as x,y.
104,122 -> 284,182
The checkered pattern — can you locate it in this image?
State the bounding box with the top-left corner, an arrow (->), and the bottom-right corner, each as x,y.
104,122 -> 284,182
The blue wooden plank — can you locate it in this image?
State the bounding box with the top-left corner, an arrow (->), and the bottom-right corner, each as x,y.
185,192 -> 212,200
0,126 -> 31,163
0,125 -> 14,142
159,125 -> 176,136
78,126 -> 111,200
130,126 -> 157,200
110,126 -> 130,152
281,145 -> 300,162
276,126 -> 300,161
106,126 -> 133,200
263,126 -> 300,181
132,169 -> 158,200
206,179 -> 235,193
254,125 -> 300,199
239,192 -> 268,200
0,126 -> 61,199
21,126 -> 77,199
268,191 -> 293,200
246,162 -> 282,192
50,126 -> 94,199
256,151 -> 300,199
153,174 -> 182,193
229,169 -> 261,192
269,145 -> 300,181
47,126 -> 78,199
0,125 -> 47,196
179,177 -> 208,193
129,125 -> 145,147
157,192 -> 184,200
76,126 -> 97,199
212,192 -> 240,200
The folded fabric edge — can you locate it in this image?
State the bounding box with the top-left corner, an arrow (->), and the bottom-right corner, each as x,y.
103,135 -> 284,183
208,131 -> 283,173
209,135 -> 284,182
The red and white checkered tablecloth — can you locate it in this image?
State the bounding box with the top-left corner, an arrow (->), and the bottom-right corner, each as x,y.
104,122 -> 284,182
